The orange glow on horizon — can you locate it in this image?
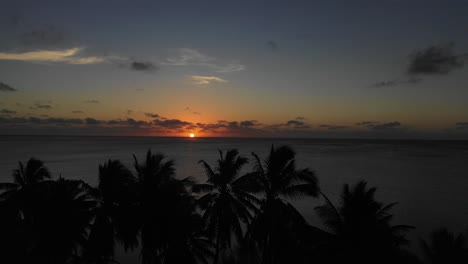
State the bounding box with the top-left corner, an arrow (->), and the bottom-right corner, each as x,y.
189,133 -> 195,138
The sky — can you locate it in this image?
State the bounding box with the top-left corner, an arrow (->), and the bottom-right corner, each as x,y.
1,0 -> 468,138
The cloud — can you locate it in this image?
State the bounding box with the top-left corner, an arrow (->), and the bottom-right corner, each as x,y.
240,120 -> 257,127
455,122 -> 468,130
356,121 -> 380,126
84,99 -> 99,103
371,122 -> 401,131
20,26 -> 65,47
0,109 -> 16,114
127,110 -> 133,115
285,120 -> 310,129
191,75 -> 227,85
371,77 -> 422,88
356,121 -> 402,131
85,118 -> 101,125
0,82 -> 17,92
408,43 -> 465,75
266,41 -> 278,51
153,119 -> 191,129
319,124 -> 349,130
144,112 -> 160,118
295,116 -> 307,121
130,61 -> 158,72
30,103 -> 52,110
184,107 -> 201,115
371,80 -> 397,88
71,110 -> 83,114
162,48 -> 245,73
0,47 -> 106,64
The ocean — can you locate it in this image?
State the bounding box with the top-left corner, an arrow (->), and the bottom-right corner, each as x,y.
2,135 -> 468,261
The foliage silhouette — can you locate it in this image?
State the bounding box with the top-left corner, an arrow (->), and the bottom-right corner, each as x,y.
421,228 -> 468,264
240,145 -> 320,264
315,181 -> 416,264
192,149 -> 259,264
0,146 -> 441,264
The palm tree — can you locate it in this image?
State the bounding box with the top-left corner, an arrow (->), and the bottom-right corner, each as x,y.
26,178 -> 96,264
238,145 -> 319,264
133,149 -> 205,264
192,149 -> 259,264
85,159 -> 137,263
0,158 -> 53,262
0,158 -> 51,200
315,181 -> 415,264
421,228 -> 468,264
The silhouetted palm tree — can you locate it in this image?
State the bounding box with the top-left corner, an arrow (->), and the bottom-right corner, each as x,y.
421,228 -> 468,264
0,158 -> 53,262
0,158 -> 51,200
239,145 -> 319,264
315,181 -> 415,264
25,178 -> 96,264
85,159 -> 137,263
192,149 -> 259,264
133,149 -> 209,264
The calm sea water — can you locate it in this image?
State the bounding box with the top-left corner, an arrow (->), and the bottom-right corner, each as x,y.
2,135 -> 468,261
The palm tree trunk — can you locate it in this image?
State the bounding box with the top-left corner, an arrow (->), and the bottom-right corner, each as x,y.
213,231 -> 221,264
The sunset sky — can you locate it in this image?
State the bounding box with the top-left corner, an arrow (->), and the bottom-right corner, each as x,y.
1,0 -> 468,138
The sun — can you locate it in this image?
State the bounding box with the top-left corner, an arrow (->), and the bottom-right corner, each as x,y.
189,133 -> 195,138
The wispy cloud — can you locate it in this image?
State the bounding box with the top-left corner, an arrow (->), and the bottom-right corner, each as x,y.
0,82 -> 17,92
84,99 -> 100,103
455,122 -> 468,130
0,109 -> 16,115
20,26 -> 65,47
266,41 -> 278,51
30,103 -> 52,110
184,107 -> 201,115
370,77 -> 422,88
319,124 -> 349,130
191,75 -> 227,85
0,47 -> 106,64
162,48 -> 245,73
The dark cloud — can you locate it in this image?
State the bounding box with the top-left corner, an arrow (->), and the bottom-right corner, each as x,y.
84,100 -> 99,103
286,120 -> 304,126
184,107 -> 201,115
455,122 -> 468,130
319,124 -> 349,130
240,120 -> 257,127
144,112 -> 159,118
85,118 -> 101,125
72,110 -> 83,114
0,109 -> 16,114
285,120 -> 310,129
371,122 -> 401,131
356,121 -> 379,126
130,61 -> 158,72
153,119 -> 191,129
0,82 -> 17,92
371,76 -> 422,88
408,43 -> 465,75
371,80 -> 397,88
31,103 -> 52,110
19,26 -> 65,46
266,41 -> 278,51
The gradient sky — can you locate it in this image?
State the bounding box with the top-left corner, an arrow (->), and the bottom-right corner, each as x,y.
1,0 -> 468,138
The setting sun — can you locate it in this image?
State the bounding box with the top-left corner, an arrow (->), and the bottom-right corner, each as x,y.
189,133 -> 195,138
